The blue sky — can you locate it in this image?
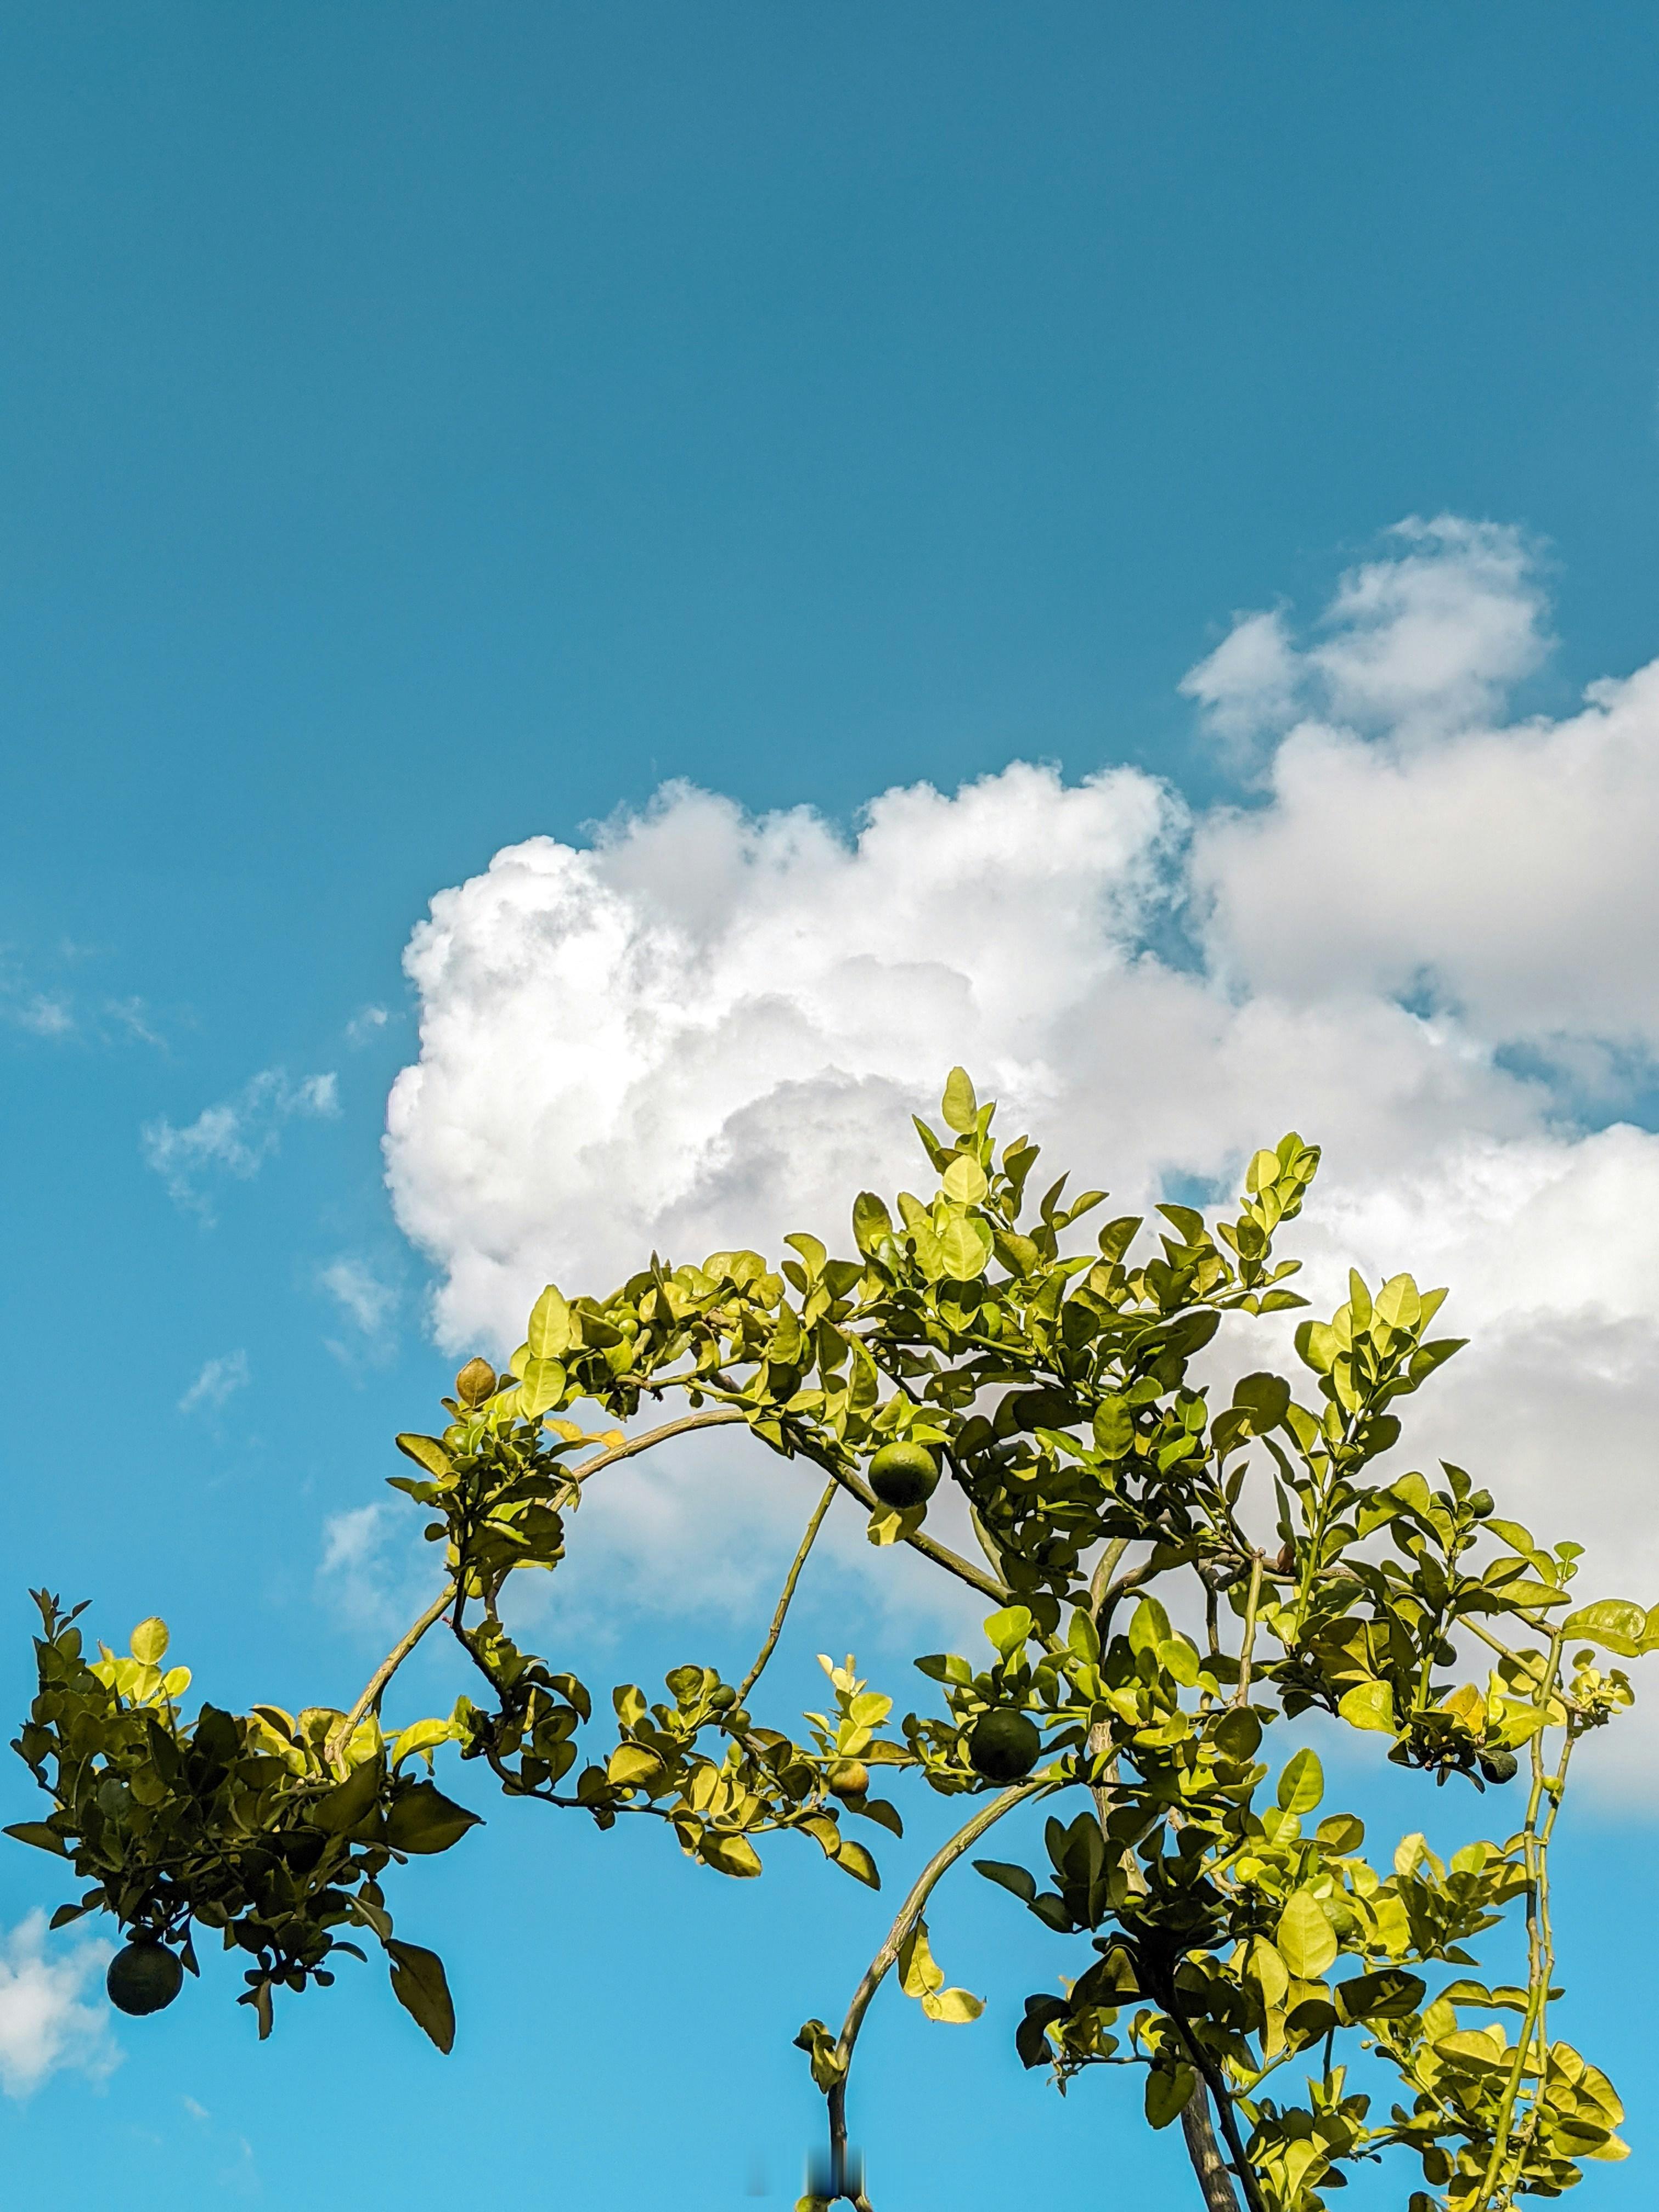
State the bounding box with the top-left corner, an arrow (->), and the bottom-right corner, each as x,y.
5,7 -> 1659,2205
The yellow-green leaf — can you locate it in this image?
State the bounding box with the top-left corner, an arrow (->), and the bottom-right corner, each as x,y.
1276,1747 -> 1324,1815
1338,1680 -> 1396,1734
922,1987 -> 985,2024
130,1616 -> 169,1666
941,1066 -> 979,1135
1276,1891 -> 1338,1979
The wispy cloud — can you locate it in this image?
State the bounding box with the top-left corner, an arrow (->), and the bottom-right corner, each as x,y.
320,1257 -> 397,1337
6,992 -> 75,1039
346,1004 -> 390,1046
143,1068 -> 338,1219
178,1350 -> 251,1416
318,1501 -> 439,1635
0,1912 -> 119,2098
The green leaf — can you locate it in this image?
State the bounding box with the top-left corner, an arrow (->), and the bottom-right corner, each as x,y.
942,1154 -> 989,1206
2,1821 -> 66,1857
516,1357 -> 567,1419
939,1215 -> 992,1282
984,1605 -> 1035,1659
1092,1397 -> 1135,1459
897,1918 -> 944,1998
922,1987 -> 985,2023
701,1832 -> 763,1878
1372,1273 -> 1421,1334
1145,2064 -> 1195,2130
384,1781 -> 483,1855
387,1939 -> 456,2053
1338,1681 -> 1397,1734
396,1433 -> 453,1479
973,1858 -> 1037,1902
1231,1372 -> 1290,1430
1562,1599 -> 1649,1657
311,1754 -> 386,1835
1276,1891 -> 1338,1978
1335,1968 -> 1426,2024
941,1066 -> 979,1135
130,1616 -> 170,1665
851,1191 -> 894,1259
1276,1747 -> 1325,1815
834,1837 -> 881,1888
526,1284 -> 573,1362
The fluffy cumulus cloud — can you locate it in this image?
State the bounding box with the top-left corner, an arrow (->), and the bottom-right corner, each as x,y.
382,516 -> 1659,1764
0,1912 -> 117,2098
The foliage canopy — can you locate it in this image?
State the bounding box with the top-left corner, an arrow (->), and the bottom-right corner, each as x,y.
9,1072 -> 1651,2211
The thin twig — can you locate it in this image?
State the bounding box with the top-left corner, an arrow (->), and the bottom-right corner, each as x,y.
1233,1554 -> 1264,1708
823,1779 -> 1052,2202
736,1477 -> 840,1705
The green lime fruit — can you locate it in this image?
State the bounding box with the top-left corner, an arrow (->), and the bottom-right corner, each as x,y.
867,1441 -> 940,1511
106,1938 -> 184,2017
827,1758 -> 870,1800
1477,1748 -> 1519,1786
707,1685 -> 738,1713
966,1708 -> 1042,1784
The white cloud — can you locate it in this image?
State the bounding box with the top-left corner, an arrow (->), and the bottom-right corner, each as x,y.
320,1256 -> 398,1341
378,516 -> 1659,1778
347,1004 -> 390,1046
178,1350 -> 250,1415
318,1500 -> 442,1637
1178,607 -> 1300,751
0,1912 -> 117,2098
1182,517 -> 1550,755
143,1068 -> 338,1218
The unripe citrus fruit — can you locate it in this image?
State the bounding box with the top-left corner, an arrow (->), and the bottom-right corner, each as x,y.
827,1758 -> 870,1799
966,1708 -> 1042,1784
1477,1748 -> 1519,1786
106,1937 -> 183,2017
867,1442 -> 939,1511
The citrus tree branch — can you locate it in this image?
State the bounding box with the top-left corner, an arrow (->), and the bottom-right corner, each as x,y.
823,1778 -> 1053,2204
570,1406 -> 749,1483
326,1580 -> 458,1771
736,1477 -> 840,1705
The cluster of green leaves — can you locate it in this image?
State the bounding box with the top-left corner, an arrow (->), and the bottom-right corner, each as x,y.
7,1068 -> 1650,2212
7,1601 -> 476,2047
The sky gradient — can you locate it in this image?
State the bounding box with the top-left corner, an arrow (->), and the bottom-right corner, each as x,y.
4,8 -> 1659,2206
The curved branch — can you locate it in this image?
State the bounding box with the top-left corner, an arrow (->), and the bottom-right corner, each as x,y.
823,1778 -> 1053,2202
570,1407 -> 748,1483
326,1579 -> 457,1770
815,1449 -> 1011,1606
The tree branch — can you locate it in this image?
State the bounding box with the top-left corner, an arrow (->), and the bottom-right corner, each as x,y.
326,1579 -> 457,1771
823,1779 -> 1052,2203
736,1477 -> 840,1705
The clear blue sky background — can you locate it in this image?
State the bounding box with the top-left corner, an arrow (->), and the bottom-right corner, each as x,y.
3,7 -> 1658,2205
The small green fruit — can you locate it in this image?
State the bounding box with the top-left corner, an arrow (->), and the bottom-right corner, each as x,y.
707,1685 -> 738,1713
966,1708 -> 1042,1784
106,1937 -> 184,2017
827,1758 -> 870,1800
867,1442 -> 940,1511
1477,1748 -> 1519,1786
